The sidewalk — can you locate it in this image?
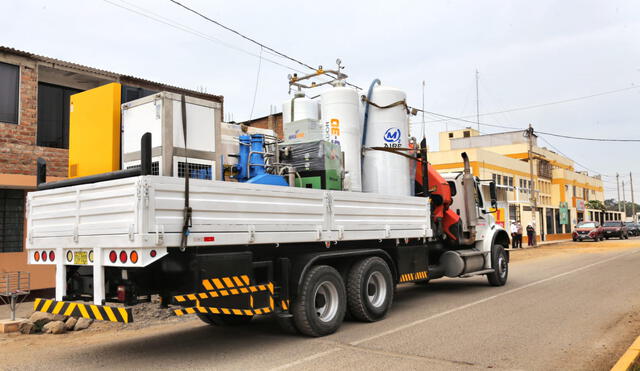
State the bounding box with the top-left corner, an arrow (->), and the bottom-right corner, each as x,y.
506,238 -> 572,251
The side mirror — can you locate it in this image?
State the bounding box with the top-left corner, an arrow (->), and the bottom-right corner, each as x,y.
489,181 -> 498,209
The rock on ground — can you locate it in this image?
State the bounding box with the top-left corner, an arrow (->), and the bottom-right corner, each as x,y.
42,320 -> 66,334
74,317 -> 93,331
29,312 -> 54,328
64,317 -> 77,331
19,320 -> 36,334
53,314 -> 68,322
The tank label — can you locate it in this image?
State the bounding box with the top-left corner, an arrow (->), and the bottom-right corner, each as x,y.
383,127 -> 402,148
328,119 -> 340,146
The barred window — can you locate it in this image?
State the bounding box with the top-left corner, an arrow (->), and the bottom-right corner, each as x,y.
0,189 -> 25,253
178,162 -> 212,180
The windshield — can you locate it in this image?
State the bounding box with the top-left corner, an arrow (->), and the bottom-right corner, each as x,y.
577,222 -> 596,228
603,222 -> 620,227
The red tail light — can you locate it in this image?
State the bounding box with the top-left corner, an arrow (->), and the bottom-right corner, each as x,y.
119,250 -> 127,263
117,285 -> 126,302
49,251 -> 55,262
150,250 -> 157,258
42,251 -> 48,262
109,250 -> 117,263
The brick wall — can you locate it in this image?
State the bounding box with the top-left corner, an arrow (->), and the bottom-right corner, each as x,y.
0,63 -> 68,178
244,113 -> 284,139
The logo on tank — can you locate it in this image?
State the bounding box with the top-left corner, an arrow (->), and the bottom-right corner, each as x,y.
383,128 -> 402,148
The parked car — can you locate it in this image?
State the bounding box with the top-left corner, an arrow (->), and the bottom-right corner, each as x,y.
602,221 -> 629,239
624,222 -> 640,236
572,221 -> 604,242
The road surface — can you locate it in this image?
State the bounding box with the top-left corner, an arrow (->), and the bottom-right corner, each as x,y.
2,239 -> 640,370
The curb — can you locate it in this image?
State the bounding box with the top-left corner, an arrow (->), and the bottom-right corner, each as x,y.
611,333 -> 640,371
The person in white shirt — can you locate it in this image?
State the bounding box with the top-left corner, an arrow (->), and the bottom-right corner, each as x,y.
510,221 -> 518,248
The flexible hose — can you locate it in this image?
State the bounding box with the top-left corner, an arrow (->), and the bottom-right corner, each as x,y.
362,79 -> 381,146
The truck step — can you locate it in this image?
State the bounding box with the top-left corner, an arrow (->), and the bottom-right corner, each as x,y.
460,269 -> 494,278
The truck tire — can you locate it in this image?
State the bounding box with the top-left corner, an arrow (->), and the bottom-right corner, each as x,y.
486,244 -> 508,286
275,315 -> 298,334
347,257 -> 394,322
292,265 -> 346,337
197,313 -> 253,326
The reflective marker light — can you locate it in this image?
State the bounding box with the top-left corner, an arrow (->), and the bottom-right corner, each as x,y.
42,251 -> 48,262
49,251 -> 55,262
66,250 -> 73,262
150,250 -> 157,258
130,251 -> 139,264
34,251 -> 40,262
119,250 -> 127,263
109,250 -> 117,263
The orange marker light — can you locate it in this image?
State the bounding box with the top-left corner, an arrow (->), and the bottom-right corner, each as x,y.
130,251 -> 139,264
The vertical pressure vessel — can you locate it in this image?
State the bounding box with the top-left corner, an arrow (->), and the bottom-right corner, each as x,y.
282,94 -> 320,124
320,86 -> 363,192
362,86 -> 411,195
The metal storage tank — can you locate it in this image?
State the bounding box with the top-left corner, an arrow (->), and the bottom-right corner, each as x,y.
362,86 -> 411,195
320,86 -> 363,192
282,93 -> 320,124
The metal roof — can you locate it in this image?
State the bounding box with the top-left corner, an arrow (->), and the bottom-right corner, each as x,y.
0,45 -> 223,104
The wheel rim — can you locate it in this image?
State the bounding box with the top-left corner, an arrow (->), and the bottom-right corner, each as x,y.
314,281 -> 339,322
366,271 -> 387,308
497,254 -> 507,280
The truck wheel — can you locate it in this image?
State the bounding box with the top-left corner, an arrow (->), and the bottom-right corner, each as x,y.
486,244 -> 508,286
292,265 -> 346,337
197,313 -> 253,326
347,257 -> 394,322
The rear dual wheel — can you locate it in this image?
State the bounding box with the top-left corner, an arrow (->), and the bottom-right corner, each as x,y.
346,257 -> 394,322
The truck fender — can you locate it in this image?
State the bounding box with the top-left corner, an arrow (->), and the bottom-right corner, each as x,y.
480,227 -> 510,269
291,248 -> 396,297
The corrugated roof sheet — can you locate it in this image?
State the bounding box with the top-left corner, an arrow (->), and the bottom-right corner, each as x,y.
0,45 -> 223,104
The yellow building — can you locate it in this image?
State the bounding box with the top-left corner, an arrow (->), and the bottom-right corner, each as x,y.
430,128 -> 623,242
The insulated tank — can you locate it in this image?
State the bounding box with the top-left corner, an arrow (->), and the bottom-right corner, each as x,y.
320,86 -> 363,192
282,93 -> 320,124
362,86 -> 411,195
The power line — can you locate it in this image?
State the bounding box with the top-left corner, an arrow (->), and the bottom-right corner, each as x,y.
424,84 -> 640,123
537,135 -> 613,177
103,0 -> 303,73
535,131 -> 640,142
248,47 -> 263,120
167,0 -> 316,71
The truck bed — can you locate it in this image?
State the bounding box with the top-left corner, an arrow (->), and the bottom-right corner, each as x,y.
27,176 -> 432,259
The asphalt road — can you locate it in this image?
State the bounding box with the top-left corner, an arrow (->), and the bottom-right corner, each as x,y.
2,240 -> 640,371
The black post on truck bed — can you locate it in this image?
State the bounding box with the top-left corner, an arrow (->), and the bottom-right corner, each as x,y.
36,132 -> 153,190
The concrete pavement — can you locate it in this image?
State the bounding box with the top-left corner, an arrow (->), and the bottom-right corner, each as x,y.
1,240 -> 639,370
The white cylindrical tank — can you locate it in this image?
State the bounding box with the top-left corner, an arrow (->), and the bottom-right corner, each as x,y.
321,86 -> 363,192
282,94 -> 320,124
362,86 -> 411,195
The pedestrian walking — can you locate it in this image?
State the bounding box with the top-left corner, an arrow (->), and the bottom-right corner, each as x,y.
516,221 -> 523,248
526,223 -> 535,247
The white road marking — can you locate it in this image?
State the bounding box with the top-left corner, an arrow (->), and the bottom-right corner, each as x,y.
271,249 -> 638,370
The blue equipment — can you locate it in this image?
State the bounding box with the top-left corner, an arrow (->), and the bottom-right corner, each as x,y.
235,134 -> 288,186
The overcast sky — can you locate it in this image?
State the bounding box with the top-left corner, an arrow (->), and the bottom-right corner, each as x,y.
2,0 -> 639,199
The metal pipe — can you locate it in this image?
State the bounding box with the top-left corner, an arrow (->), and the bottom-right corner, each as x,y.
459,152 -> 478,245
140,132 -> 152,176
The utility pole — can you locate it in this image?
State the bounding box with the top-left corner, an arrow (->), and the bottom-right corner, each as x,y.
617,173 -> 621,212
526,124 -> 537,246
475,69 -> 480,132
421,80 -> 426,140
622,180 -> 627,220
631,172 -> 636,223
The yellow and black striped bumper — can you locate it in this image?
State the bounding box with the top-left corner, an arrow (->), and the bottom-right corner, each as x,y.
399,271 -> 428,283
174,275 -> 279,317
34,298 -> 133,323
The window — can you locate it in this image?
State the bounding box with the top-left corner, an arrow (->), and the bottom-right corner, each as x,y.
492,173 -> 497,183
0,189 -> 25,253
37,82 -> 82,149
178,162 -> 212,180
121,85 -> 156,104
496,175 -> 502,185
508,176 -> 514,187
0,62 -> 19,124
546,208 -> 554,235
463,130 -> 470,138
448,132 -> 454,138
